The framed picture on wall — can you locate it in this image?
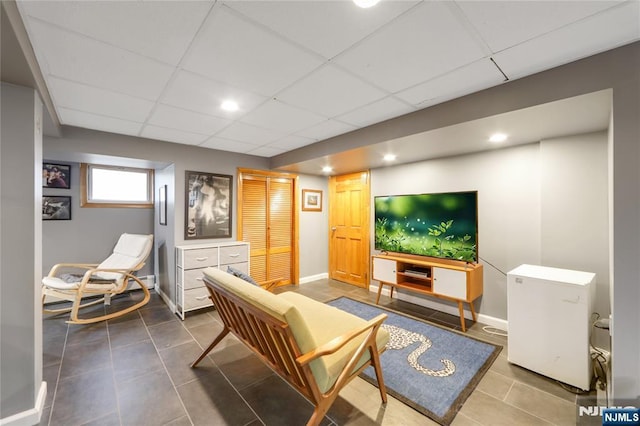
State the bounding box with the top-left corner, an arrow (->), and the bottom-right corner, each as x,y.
43,196 -> 71,220
43,163 -> 71,189
159,185 -> 167,226
302,189 -> 322,212
185,171 -> 232,239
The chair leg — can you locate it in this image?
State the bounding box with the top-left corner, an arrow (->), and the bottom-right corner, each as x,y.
370,348 -> 388,403
66,276 -> 151,324
191,327 -> 230,367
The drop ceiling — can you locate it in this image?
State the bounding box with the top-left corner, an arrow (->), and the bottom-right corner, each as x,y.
12,0 -> 640,170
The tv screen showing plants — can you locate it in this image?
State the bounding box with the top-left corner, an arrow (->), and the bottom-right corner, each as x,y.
374,191 -> 478,262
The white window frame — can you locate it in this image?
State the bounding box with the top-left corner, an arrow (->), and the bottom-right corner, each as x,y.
80,163 -> 154,208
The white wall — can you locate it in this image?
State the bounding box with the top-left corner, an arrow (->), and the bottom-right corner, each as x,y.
540,132 -> 610,348
371,132 -> 608,327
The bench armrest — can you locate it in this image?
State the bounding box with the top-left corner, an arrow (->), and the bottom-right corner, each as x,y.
296,313 -> 387,366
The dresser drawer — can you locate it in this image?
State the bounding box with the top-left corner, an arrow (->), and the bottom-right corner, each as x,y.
219,245 -> 248,265
180,286 -> 212,311
181,268 -> 208,290
180,248 -> 218,269
219,262 -> 249,275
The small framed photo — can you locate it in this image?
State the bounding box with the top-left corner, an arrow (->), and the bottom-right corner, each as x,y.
185,171 -> 232,239
302,189 -> 322,212
43,163 -> 71,189
43,196 -> 71,220
159,185 -> 167,226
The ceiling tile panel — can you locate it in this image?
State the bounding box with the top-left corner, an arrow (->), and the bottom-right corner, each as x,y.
58,108 -> 142,137
239,99 -> 326,134
148,104 -> 231,136
267,135 -> 318,151
277,65 -> 387,117
48,77 -> 155,123
182,5 -> 324,96
161,71 -> 267,118
26,20 -> 174,100
338,96 -> 416,127
19,1 -> 213,65
493,1 -> 640,79
396,58 -> 505,107
333,2 -> 487,93
140,125 -> 209,146
200,137 -> 260,154
226,0 -> 419,59
216,122 -> 287,146
295,119 -> 357,141
456,0 -> 625,53
246,145 -> 287,158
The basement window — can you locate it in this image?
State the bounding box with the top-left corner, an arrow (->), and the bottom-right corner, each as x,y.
80,163 -> 154,208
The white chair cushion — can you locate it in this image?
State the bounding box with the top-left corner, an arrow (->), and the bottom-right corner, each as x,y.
113,233 -> 151,258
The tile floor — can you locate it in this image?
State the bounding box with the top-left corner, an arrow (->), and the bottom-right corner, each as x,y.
41,279 -> 594,426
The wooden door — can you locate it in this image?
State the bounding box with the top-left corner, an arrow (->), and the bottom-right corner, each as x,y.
238,169 -> 298,286
329,171 -> 370,288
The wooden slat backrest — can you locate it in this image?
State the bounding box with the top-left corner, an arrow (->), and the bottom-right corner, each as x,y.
203,276 -> 315,400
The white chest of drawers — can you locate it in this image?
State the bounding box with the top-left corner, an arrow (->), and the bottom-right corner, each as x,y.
175,241 -> 249,319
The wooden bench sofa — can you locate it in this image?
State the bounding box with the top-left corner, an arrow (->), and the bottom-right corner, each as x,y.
191,267 -> 390,426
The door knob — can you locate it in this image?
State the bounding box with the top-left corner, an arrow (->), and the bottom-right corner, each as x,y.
331,227 -> 337,231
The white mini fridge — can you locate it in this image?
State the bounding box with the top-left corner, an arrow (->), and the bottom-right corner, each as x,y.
507,264 -> 595,390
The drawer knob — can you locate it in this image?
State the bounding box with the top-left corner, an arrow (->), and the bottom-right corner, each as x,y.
196,257 -> 208,261
195,295 -> 208,301
196,277 -> 203,281
229,253 -> 239,257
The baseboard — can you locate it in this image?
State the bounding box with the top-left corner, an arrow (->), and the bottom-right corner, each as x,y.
0,381 -> 46,426
368,283 -> 508,331
299,272 -> 328,284
155,285 -> 176,313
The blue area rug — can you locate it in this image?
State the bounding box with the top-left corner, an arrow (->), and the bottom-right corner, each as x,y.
327,297 -> 501,425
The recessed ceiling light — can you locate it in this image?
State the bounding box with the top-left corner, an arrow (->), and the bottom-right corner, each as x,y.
353,0 -> 380,8
489,133 -> 508,143
322,166 -> 333,173
220,100 -> 239,112
383,154 -> 397,161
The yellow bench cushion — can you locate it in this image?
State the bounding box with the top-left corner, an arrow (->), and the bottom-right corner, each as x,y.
278,292 -> 389,393
202,267 -> 389,394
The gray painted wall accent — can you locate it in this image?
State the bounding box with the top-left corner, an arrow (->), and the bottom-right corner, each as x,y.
1,83 -> 43,420
298,174 -> 329,279
42,162 -> 154,278
154,163 -> 175,302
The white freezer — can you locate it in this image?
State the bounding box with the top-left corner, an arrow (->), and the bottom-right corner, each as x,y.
507,264 -> 596,391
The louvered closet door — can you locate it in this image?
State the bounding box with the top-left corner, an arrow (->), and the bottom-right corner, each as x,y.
239,171 -> 296,286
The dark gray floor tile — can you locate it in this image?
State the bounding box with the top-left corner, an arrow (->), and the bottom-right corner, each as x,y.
162,416 -> 193,426
159,341 -> 219,387
187,320 -> 228,350
240,375 -> 332,426
66,321 -> 108,347
39,404 -> 51,426
81,411 -> 120,426
59,337 -> 111,379
42,315 -> 69,337
147,320 -> 194,350
505,381 -> 577,425
459,390 -> 552,426
176,368 -> 258,426
43,363 -> 61,409
139,305 -> 178,326
50,368 -> 118,426
182,309 -> 217,329
107,317 -> 150,349
43,332 -> 66,367
209,342 -> 274,391
117,370 -> 187,426
111,340 -> 164,384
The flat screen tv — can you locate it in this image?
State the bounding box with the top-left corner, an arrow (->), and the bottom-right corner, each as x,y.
374,191 -> 478,263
